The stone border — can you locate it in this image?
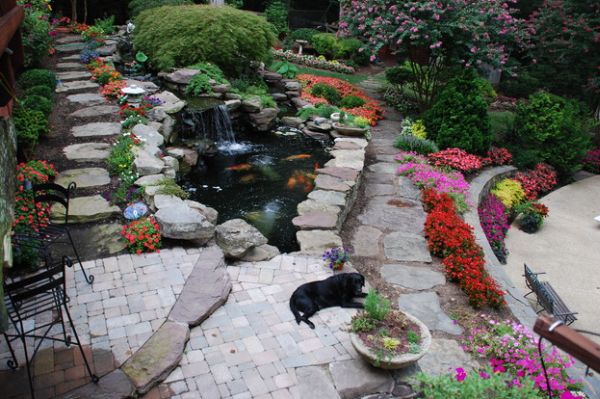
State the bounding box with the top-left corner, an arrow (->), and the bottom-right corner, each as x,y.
464,166 -> 599,398
60,246 -> 232,398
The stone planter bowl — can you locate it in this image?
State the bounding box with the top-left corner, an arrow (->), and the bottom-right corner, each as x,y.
350,311 -> 432,369
332,123 -> 368,137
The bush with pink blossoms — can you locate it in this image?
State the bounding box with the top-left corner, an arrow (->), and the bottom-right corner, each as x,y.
485,147 -> 513,166
462,316 -> 583,398
582,148 -> 600,174
514,163 -> 558,200
478,194 -> 509,264
428,148 -> 484,174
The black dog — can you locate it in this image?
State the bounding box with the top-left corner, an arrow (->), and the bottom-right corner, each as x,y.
289,273 -> 366,329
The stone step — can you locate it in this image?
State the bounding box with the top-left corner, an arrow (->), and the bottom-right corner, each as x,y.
55,167 -> 110,188
56,80 -> 99,93
60,54 -> 81,61
56,35 -> 84,44
51,195 -> 120,224
56,62 -> 84,70
296,230 -> 343,254
69,105 -> 119,119
55,42 -> 86,53
71,122 -> 121,137
64,142 -> 111,162
66,93 -> 105,106
56,71 -> 91,81
397,292 -> 462,335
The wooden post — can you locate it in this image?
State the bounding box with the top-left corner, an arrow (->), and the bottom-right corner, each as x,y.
0,0 -> 24,116
534,316 -> 600,373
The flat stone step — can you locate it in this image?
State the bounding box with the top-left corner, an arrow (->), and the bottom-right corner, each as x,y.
418,339 -> 479,376
57,71 -> 91,81
55,42 -> 86,53
66,93 -> 105,106
69,105 -> 119,119
381,264 -> 445,290
64,142 -> 111,162
398,292 -> 462,335
51,195 -> 120,224
292,211 -> 338,230
60,54 -> 81,61
56,35 -> 84,44
55,167 -> 110,188
56,62 -> 84,70
56,80 -> 99,93
72,122 -> 121,137
383,231 -> 432,263
297,230 -> 342,255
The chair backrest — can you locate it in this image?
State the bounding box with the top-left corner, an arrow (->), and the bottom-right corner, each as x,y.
524,264 -> 538,288
32,182 -> 76,225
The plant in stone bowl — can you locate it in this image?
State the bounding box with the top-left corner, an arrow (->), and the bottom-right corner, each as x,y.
332,112 -> 370,137
350,290 -> 431,369
322,247 -> 351,271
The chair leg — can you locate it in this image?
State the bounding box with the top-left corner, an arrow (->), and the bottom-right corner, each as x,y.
63,302 -> 99,383
3,333 -> 19,369
66,230 -> 94,284
19,329 -> 36,399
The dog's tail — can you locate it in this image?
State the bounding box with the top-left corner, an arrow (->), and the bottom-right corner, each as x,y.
289,296 -> 302,325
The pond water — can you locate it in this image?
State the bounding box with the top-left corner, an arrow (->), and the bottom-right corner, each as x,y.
181,129 -> 332,253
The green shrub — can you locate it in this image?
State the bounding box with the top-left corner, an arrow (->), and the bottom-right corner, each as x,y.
24,85 -> 53,99
271,60 -> 299,79
315,104 -> 340,118
340,95 -> 365,109
338,37 -> 369,65
489,111 -> 515,141
21,11 -> 52,68
18,69 -> 56,90
186,74 -> 214,96
13,107 -> 48,151
312,33 -> 340,58
473,77 -> 497,105
19,95 -> 52,116
134,5 -> 276,75
499,70 -> 540,99
424,70 -> 492,154
189,62 -> 228,83
508,91 -> 592,177
364,290 -> 390,321
310,83 -> 341,105
129,0 -> 192,18
94,15 -> 115,34
385,66 -> 413,86
265,0 -> 289,36
394,135 -> 439,155
296,106 -> 319,121
289,28 -> 319,43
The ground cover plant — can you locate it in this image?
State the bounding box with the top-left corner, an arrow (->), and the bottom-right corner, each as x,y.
478,194 -> 510,264
133,5 -> 276,75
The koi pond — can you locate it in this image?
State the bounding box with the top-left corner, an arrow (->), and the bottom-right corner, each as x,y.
181,128 -> 332,253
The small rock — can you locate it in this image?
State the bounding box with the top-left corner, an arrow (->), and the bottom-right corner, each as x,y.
163,68 -> 200,85
281,116 -> 303,128
297,230 -> 343,254
303,128 -> 330,141
153,91 -> 186,114
185,200 -> 218,225
239,244 -> 280,262
132,124 -> 165,147
215,219 -> 268,259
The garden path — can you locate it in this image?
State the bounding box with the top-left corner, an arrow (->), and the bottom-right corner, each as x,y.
504,174 -> 600,344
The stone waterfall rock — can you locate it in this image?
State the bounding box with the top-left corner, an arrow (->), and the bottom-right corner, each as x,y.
215,219 -> 269,259
155,203 -> 215,243
248,107 -> 279,132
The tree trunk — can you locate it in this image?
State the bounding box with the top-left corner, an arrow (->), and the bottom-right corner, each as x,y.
83,0 -> 88,24
70,0 -> 77,23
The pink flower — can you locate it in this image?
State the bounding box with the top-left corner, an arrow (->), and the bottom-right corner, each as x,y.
455,368 -> 467,382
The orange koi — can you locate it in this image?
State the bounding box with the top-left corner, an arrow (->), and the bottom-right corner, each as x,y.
284,154 -> 312,161
240,174 -> 256,184
226,163 -> 252,171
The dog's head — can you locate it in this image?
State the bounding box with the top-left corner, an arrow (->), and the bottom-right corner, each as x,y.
346,273 -> 365,296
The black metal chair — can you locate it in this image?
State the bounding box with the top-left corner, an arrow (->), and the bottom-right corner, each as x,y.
12,182 -> 94,284
2,256 -> 98,398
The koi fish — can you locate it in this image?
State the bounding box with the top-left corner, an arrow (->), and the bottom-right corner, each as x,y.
226,163 -> 252,171
283,154 -> 312,161
239,174 -> 256,184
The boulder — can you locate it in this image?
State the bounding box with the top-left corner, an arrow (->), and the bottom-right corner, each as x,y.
225,93 -> 242,100
224,99 -> 241,111
153,194 -> 183,210
153,91 -> 186,114
284,80 -> 302,91
271,93 -> 288,102
241,96 -> 262,113
185,200 -> 218,225
132,124 -> 164,147
263,71 -> 283,81
291,97 -> 312,109
96,43 -> 117,56
212,83 -> 231,93
248,107 -> 278,132
147,108 -> 168,122
155,203 -> 215,243
281,116 -> 303,128
296,230 -> 343,255
162,68 -> 200,85
134,174 -> 165,187
160,114 -> 175,143
133,149 -> 165,176
165,147 -> 198,172
124,79 -> 159,94
285,91 -> 300,98
215,218 -> 268,259
239,244 -> 280,262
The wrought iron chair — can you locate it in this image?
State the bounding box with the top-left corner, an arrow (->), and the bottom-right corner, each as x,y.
2,256 -> 98,398
12,181 -> 94,284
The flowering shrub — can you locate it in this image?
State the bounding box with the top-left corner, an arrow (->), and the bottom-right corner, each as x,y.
297,74 -> 383,125
100,80 -> 127,100
428,148 -> 483,174
121,216 -> 161,254
400,117 -> 427,139
79,49 -> 100,64
462,316 -> 583,397
423,189 -> 504,308
478,194 -> 509,264
491,179 -> 525,209
582,148 -> 600,174
515,201 -> 550,234
485,147 -> 513,166
119,103 -> 151,119
397,162 -> 470,196
272,49 -> 355,74
14,160 -> 57,233
513,163 -> 558,200
89,61 -> 123,85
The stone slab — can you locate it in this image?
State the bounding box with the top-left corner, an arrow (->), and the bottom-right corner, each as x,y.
317,166 -> 360,182
315,174 -> 351,192
57,71 -> 91,81
153,91 -> 186,114
292,211 -> 338,230
132,124 -> 164,147
55,42 -> 86,53
297,200 -> 341,217
56,36 -> 83,44
56,80 -> 100,93
122,321 -> 190,395
239,244 -> 280,262
381,264 -> 445,290
418,338 -> 479,376
134,174 -> 165,187
168,246 -> 231,327
365,184 -> 395,198
383,231 -> 432,263
71,122 -> 121,137
155,203 -> 215,243
329,360 -> 393,399
66,93 -> 105,106
368,162 -> 398,175
357,196 -> 425,232
351,226 -> 382,258
51,195 -> 120,224
397,292 -> 462,335
296,366 -> 340,399
69,105 -> 120,119
60,54 -> 81,61
55,167 -> 110,188
60,369 -> 135,399
396,176 -> 423,201
64,142 -> 111,162
297,230 -> 342,255
307,190 -> 346,207
56,62 -> 84,70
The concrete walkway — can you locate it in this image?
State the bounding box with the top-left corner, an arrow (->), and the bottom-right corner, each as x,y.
504,175 -> 600,343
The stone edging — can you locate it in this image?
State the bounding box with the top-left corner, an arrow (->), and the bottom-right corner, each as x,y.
464,166 -> 598,398
61,246 -> 231,398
